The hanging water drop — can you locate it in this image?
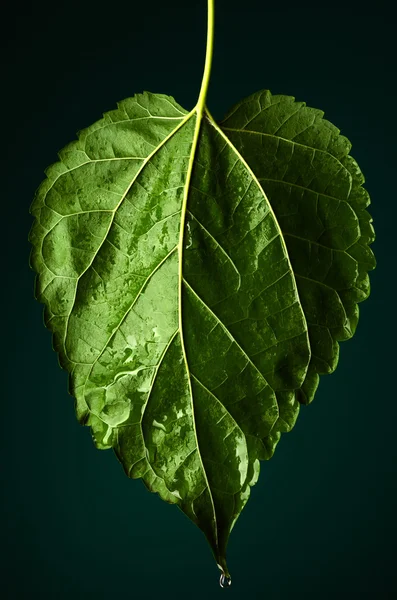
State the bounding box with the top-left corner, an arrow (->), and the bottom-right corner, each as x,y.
219,573 -> 232,588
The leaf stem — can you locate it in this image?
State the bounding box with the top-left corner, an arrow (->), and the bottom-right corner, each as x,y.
176,0 -> 225,578
197,0 -> 215,112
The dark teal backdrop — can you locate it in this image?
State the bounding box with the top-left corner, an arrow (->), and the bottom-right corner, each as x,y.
2,0 -> 395,598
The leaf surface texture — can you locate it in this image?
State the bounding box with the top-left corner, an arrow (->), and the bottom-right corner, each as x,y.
30,90 -> 375,571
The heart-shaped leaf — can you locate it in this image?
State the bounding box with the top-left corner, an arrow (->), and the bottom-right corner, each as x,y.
29,0 -> 375,583
29,90 -> 374,575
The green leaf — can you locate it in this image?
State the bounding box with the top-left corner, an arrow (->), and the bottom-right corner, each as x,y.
29,89 -> 375,576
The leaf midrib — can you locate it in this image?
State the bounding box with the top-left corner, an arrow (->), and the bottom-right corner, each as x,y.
176,106 -> 220,552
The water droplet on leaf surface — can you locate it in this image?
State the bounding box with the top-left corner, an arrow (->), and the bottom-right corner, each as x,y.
219,574 -> 232,588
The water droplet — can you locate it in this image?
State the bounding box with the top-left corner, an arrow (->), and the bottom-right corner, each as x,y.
219,574 -> 232,588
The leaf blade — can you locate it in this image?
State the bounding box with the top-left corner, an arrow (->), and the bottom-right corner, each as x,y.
30,89 -> 375,577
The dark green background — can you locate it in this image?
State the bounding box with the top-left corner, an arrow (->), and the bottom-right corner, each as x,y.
2,0 -> 395,597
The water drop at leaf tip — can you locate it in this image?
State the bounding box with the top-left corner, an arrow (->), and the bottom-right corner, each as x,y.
219,574 -> 232,588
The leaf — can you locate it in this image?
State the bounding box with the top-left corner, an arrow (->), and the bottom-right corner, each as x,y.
29,89 -> 375,576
